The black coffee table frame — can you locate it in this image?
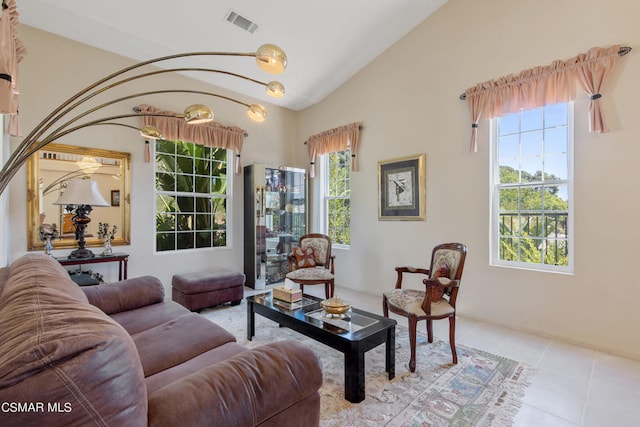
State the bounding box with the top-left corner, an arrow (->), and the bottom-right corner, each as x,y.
246,294 -> 396,403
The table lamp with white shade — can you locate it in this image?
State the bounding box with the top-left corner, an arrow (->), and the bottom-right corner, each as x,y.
53,178 -> 110,259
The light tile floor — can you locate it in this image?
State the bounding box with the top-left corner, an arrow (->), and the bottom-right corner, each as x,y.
245,284 -> 640,426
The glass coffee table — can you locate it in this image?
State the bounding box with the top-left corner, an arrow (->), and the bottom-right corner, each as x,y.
246,293 -> 396,403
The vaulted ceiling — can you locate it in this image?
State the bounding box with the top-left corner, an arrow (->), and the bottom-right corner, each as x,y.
17,0 -> 447,111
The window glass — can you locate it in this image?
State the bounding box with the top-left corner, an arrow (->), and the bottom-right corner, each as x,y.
492,103 -> 572,271
325,151 -> 351,246
154,140 -> 229,252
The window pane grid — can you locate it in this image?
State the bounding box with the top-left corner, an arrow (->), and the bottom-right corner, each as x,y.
325,151 -> 351,246
494,103 -> 571,269
154,140 -> 229,252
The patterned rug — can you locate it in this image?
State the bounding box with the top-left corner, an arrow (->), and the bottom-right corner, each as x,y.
201,301 -> 534,427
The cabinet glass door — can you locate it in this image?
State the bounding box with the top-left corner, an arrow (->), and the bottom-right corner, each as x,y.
263,167 -> 306,284
244,164 -> 307,288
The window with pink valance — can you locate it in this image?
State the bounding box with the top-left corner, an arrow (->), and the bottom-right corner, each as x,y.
306,122 -> 363,178
465,45 -> 630,152
137,104 -> 247,174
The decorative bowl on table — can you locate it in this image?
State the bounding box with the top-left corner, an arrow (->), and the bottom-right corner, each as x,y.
321,297 -> 351,317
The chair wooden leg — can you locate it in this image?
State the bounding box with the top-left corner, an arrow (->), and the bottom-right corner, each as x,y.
449,316 -> 457,364
382,296 -> 389,317
426,319 -> 433,343
330,280 -> 335,298
409,316 -> 417,372
324,283 -> 330,299
300,284 -> 305,294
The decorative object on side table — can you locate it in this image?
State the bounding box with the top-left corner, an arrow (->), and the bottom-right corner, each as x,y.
97,222 -> 118,255
53,178 -> 110,259
378,154 -> 426,221
38,223 -> 59,255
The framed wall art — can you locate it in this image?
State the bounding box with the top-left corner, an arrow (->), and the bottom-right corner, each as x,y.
111,190 -> 120,207
378,153 -> 426,220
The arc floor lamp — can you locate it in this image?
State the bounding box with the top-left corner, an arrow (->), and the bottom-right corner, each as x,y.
0,43 -> 288,195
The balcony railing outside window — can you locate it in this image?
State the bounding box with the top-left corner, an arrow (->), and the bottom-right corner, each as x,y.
498,212 -> 568,266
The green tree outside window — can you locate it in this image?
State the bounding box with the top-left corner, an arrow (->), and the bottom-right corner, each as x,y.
494,103 -> 571,269
155,139 -> 228,252
327,151 -> 350,245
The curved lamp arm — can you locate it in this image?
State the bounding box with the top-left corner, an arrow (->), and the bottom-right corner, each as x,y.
41,67 -> 281,146
0,44 -> 287,195
2,87 -> 262,183
45,89 -> 259,149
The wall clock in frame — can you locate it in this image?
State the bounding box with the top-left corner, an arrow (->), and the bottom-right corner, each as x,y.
378,153 -> 426,221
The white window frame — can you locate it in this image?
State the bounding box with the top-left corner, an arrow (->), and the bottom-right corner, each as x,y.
489,103 -> 574,273
319,151 -> 351,249
153,140 -> 231,253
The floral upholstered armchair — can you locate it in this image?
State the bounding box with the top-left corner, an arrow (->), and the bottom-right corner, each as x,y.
286,233 -> 335,298
383,242 -> 467,372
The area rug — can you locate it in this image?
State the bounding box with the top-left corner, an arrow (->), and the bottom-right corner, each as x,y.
201,301 -> 534,427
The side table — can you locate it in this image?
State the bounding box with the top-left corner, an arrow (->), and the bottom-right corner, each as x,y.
56,252 -> 129,281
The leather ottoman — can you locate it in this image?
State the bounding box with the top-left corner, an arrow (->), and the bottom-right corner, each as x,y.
172,270 -> 245,311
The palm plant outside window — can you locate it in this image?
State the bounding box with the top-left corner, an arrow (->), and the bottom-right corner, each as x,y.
491,103 -> 573,271
155,139 -> 229,251
326,150 -> 351,246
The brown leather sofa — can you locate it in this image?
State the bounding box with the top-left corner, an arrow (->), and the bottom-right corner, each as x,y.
0,254 -> 322,426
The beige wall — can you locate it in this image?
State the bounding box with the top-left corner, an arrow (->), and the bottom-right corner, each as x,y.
7,26 -> 297,288
296,0 -> 640,359
5,0 -> 640,359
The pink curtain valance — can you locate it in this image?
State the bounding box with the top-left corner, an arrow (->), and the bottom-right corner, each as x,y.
0,0 -> 27,136
137,104 -> 246,174
465,45 -> 627,152
306,122 -> 363,178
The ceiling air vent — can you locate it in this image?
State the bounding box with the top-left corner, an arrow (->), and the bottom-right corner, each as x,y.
225,10 -> 259,34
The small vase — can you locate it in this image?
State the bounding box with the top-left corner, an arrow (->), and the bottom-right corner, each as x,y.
102,238 -> 113,255
44,237 -> 52,255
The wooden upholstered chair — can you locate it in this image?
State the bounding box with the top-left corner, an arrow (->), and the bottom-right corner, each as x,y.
286,233 -> 335,299
383,242 -> 467,372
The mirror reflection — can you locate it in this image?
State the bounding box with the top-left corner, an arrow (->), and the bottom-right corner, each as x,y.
27,143 -> 131,251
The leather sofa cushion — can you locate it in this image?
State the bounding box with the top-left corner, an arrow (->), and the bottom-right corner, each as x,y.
147,340 -> 323,427
82,275 -> 165,315
131,312 -> 237,377
111,300 -> 190,335
145,341 -> 248,394
0,254 -> 148,426
1,253 -> 88,302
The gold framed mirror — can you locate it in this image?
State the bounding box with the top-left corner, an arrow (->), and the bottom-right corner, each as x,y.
27,143 -> 131,251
